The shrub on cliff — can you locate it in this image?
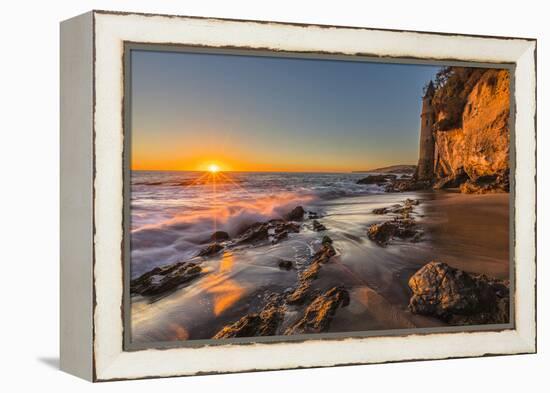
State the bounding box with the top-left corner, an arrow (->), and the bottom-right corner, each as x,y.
431,67 -> 488,131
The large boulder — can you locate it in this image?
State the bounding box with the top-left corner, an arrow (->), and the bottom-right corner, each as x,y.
408,261 -> 509,324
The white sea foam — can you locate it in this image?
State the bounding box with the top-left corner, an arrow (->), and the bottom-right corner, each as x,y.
130,171 -> 385,277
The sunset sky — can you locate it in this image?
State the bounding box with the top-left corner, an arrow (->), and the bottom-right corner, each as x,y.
131,49 -> 440,172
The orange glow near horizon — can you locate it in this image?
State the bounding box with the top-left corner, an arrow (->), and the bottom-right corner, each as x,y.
130,134 -> 414,173
130,156 -> 403,173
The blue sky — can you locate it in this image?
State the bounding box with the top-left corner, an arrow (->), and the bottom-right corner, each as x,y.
131,49 -> 440,172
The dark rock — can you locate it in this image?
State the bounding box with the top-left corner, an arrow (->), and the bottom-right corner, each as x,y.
367,219 -> 418,245
210,231 -> 230,242
272,220 -> 300,233
277,259 -> 293,270
236,220 -> 300,246
285,287 -> 350,335
285,206 -> 305,221
357,175 -> 394,185
404,198 -> 420,206
408,261 -> 510,324
459,171 -> 509,194
307,211 -> 320,219
372,207 -> 388,214
213,297 -> 284,338
130,262 -> 203,296
321,235 -> 333,245
312,220 -> 326,232
367,222 -> 398,245
385,179 -> 431,193
198,243 -> 224,256
235,222 -> 269,244
367,199 -> 422,245
433,168 -> 469,189
272,231 -> 288,244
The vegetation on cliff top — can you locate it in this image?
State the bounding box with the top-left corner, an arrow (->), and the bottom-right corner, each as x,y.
427,67 -> 488,131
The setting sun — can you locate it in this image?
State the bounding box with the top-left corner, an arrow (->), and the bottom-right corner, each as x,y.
208,164 -> 220,173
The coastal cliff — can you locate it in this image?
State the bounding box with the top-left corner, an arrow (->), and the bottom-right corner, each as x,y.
416,67 -> 510,193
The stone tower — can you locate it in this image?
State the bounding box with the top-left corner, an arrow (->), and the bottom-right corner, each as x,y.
416,81 -> 436,181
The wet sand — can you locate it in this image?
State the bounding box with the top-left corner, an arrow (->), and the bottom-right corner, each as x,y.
130,190 -> 510,343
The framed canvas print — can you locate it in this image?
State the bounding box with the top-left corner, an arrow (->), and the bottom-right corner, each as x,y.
60,10 -> 537,382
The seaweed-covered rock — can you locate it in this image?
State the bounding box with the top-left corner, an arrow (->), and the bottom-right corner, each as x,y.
285,287 -> 350,335
213,297 -> 284,338
408,261 -> 509,324
130,262 -> 203,296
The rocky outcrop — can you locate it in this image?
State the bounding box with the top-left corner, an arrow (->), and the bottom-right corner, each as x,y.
312,220 -> 326,232
284,287 -> 350,335
357,174 -> 397,185
367,199 -> 422,246
198,243 -> 224,256
286,236 -> 336,304
213,286 -> 350,338
211,233 -> 349,338
213,296 -> 284,338
384,179 -> 431,193
412,67 -> 510,193
235,219 -> 300,246
130,261 -> 203,296
285,206 -> 305,221
408,262 -> 510,325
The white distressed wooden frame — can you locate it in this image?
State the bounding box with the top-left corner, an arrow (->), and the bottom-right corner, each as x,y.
60,10 -> 536,382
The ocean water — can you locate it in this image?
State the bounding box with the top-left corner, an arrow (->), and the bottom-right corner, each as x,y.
130,170 -> 509,342
130,171 -> 386,278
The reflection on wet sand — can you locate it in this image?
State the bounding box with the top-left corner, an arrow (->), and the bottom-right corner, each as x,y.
200,252 -> 246,316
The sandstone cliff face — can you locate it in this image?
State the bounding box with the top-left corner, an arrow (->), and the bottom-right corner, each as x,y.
428,68 -> 511,193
